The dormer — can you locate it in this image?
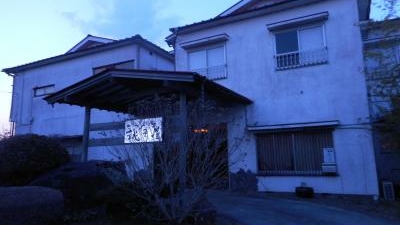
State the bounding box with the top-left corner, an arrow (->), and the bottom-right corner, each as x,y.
218,0 -> 287,17
218,0 -> 371,21
66,35 -> 115,53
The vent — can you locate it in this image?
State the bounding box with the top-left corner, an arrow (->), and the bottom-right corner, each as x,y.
382,181 -> 395,201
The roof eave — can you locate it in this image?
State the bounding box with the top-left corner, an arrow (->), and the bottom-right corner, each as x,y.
3,36 -> 173,74
174,0 -> 326,35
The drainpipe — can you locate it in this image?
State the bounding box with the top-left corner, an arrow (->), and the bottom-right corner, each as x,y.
4,71 -> 17,135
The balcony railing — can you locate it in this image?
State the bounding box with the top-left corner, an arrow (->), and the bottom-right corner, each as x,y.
192,64 -> 227,80
275,47 -> 328,70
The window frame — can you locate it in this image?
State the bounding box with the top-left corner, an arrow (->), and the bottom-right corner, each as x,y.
256,128 -> 335,176
273,24 -> 327,55
92,59 -> 136,75
33,84 -> 55,97
187,43 -> 228,80
273,23 -> 328,70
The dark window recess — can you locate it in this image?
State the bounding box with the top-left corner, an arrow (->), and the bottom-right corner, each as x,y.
275,30 -> 299,54
256,129 -> 333,176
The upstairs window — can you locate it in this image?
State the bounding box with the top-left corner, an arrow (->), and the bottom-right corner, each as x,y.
34,85 -> 55,97
275,25 -> 328,70
188,45 -> 227,80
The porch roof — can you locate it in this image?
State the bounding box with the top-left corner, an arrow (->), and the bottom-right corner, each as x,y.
44,69 -> 252,113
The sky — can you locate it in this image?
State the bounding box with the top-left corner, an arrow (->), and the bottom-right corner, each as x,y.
0,0 -> 397,132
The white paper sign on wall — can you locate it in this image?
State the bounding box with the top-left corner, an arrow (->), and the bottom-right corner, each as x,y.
323,148 -> 336,164
124,117 -> 163,143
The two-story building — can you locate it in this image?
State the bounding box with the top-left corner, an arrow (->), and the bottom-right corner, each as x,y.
165,0 -> 378,195
2,35 -> 174,160
3,0 -> 379,196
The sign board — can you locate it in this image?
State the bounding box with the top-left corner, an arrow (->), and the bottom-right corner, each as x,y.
323,148 -> 336,164
125,117 -> 162,143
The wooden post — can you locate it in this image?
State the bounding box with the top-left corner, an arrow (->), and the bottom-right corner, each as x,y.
81,106 -> 91,162
179,92 -> 188,190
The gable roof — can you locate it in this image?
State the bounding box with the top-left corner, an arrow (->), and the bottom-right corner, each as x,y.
220,0 -> 371,20
217,0 -> 253,17
3,35 -> 173,75
357,0 -> 371,21
166,0 -> 371,45
66,34 -> 115,53
166,0 -> 324,45
44,68 -> 252,113
218,0 -> 288,17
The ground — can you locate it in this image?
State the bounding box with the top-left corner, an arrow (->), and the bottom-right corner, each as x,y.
43,190 -> 400,225
207,191 -> 400,225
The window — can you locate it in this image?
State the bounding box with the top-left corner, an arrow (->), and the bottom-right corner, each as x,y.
275,25 -> 328,70
34,85 -> 55,97
93,60 -> 135,74
188,45 -> 227,80
256,129 -> 334,176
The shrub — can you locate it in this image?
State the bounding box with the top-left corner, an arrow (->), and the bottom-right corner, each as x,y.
229,169 -> 258,194
0,134 -> 70,186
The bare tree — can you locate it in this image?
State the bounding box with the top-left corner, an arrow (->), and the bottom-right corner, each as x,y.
363,14 -> 400,150
372,0 -> 399,20
107,95 -> 243,224
0,127 -> 12,140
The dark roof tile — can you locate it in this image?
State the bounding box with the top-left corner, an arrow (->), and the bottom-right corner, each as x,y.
3,35 -> 173,74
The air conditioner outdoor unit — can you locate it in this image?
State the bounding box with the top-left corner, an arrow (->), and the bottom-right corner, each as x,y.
382,181 -> 395,201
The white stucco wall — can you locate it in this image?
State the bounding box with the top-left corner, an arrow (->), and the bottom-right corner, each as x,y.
11,43 -> 174,138
175,0 -> 378,195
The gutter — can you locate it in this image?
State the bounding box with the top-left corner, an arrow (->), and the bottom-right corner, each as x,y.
4,71 -> 15,77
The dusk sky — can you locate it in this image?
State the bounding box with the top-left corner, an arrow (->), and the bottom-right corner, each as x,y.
0,0 -> 397,132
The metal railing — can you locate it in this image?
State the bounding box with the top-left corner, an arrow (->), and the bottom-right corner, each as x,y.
276,47 -> 328,70
192,64 -> 227,80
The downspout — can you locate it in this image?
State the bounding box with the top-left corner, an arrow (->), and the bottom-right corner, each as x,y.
5,71 -> 17,135
172,27 -> 179,71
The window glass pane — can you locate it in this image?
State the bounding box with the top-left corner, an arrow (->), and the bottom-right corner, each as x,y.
207,46 -> 225,67
189,50 -> 206,70
276,30 -> 298,54
257,129 -> 333,175
298,26 -> 324,51
34,85 -> 55,97
44,86 -> 55,94
293,130 -> 332,172
35,88 -> 45,96
115,60 -> 135,70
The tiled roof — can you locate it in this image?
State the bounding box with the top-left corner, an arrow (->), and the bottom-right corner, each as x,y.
3,35 -> 173,74
170,0 -> 298,32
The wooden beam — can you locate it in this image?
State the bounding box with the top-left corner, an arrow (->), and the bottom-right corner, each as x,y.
89,122 -> 125,131
108,87 -> 174,106
82,106 -> 91,162
78,82 -> 115,98
163,81 -> 200,97
179,92 -> 188,190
